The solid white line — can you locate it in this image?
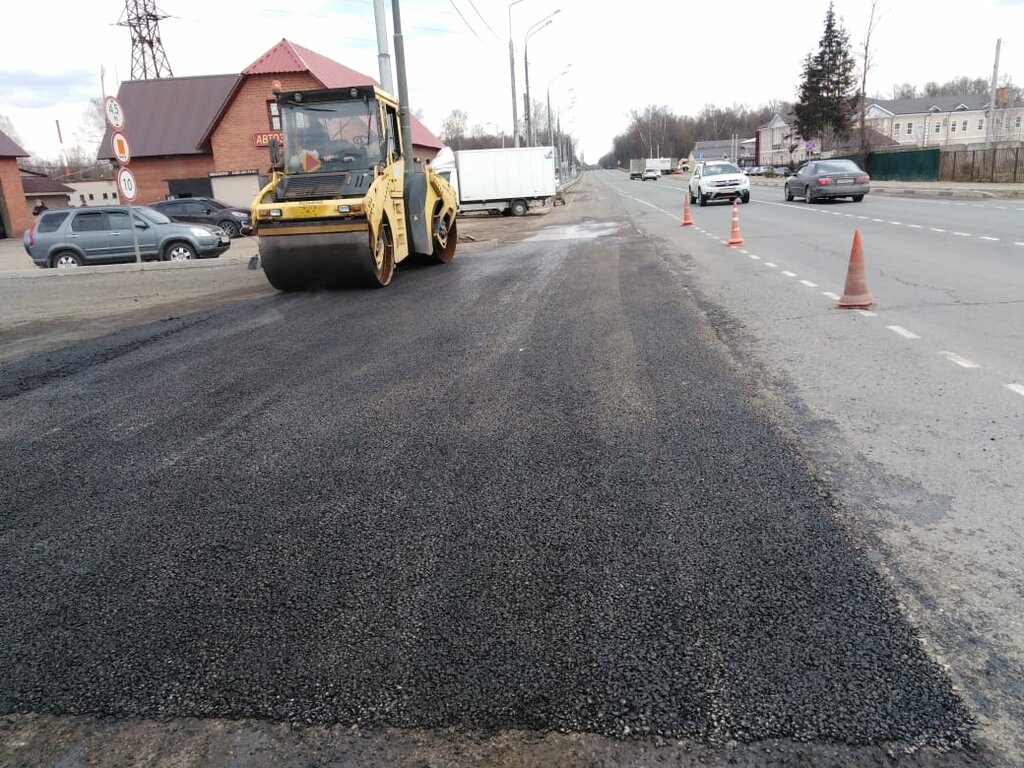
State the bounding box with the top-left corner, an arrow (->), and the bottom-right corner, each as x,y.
800,279 -> 818,287
1006,384 -> 1024,398
856,310 -> 877,317
782,270 -> 797,277
939,351 -> 980,369
953,232 -> 971,237
930,228 -> 946,233
764,262 -> 778,268
822,291 -> 841,300
887,325 -> 920,339
979,236 -> 999,241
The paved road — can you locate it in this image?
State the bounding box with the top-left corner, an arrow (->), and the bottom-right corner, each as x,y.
602,170 -> 1024,761
0,186 -> 980,765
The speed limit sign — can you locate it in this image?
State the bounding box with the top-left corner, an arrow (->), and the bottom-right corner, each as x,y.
104,96 -> 126,130
117,166 -> 138,202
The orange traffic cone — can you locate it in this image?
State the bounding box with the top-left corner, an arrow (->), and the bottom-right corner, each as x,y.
681,195 -> 694,227
837,230 -> 875,309
726,200 -> 744,246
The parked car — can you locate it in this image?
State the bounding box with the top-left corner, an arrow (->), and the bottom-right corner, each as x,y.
641,168 -> 660,181
23,205 -> 231,268
784,159 -> 870,202
148,197 -> 251,238
688,161 -> 751,206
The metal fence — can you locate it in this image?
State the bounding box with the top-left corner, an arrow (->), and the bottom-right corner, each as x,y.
939,147 -> 1024,183
866,148 -> 941,182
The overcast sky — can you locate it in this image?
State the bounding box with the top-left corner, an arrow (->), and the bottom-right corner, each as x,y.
1,0 -> 1022,164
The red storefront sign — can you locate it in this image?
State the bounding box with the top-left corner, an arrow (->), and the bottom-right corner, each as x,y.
253,131 -> 284,147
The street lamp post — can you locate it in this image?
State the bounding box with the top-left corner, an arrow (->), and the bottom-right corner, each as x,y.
546,65 -> 570,149
524,10 -> 559,147
508,0 -> 525,148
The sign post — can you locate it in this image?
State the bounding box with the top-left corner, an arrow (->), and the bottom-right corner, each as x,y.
106,99 -> 141,264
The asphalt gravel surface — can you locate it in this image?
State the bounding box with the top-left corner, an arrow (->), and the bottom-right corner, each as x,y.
0,191 -> 974,758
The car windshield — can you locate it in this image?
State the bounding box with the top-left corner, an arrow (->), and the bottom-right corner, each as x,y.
704,164 -> 740,176
134,206 -> 172,225
282,99 -> 382,174
817,160 -> 861,173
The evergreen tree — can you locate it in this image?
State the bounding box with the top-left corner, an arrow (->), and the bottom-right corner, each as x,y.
794,1 -> 858,151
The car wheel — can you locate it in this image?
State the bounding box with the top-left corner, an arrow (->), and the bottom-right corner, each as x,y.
852,194 -> 864,202
699,190 -> 708,207
785,184 -> 794,201
51,251 -> 82,268
164,241 -> 196,261
805,186 -> 815,203
741,192 -> 750,204
689,189 -> 696,204
218,220 -> 239,238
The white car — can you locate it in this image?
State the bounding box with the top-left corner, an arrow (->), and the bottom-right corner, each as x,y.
641,168 -> 660,181
688,161 -> 751,206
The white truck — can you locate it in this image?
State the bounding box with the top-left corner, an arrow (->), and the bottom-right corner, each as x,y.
430,146 -> 556,217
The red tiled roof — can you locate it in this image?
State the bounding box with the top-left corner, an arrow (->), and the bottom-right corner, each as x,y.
21,177 -> 74,195
97,74 -> 241,159
241,39 -> 443,150
0,128 -> 28,158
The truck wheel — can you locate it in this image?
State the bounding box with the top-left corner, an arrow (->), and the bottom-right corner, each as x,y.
510,199 -> 528,217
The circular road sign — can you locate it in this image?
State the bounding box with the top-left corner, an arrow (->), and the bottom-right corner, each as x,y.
117,166 -> 138,202
104,96 -> 126,130
111,130 -> 131,165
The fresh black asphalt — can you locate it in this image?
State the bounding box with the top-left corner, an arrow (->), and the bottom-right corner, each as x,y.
0,208 -> 973,751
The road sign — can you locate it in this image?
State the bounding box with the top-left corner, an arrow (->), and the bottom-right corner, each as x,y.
806,141 -> 816,152
698,152 -> 705,159
104,96 -> 126,130
111,131 -> 131,165
117,166 -> 138,202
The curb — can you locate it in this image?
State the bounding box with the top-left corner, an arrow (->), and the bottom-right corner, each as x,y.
0,255 -> 251,280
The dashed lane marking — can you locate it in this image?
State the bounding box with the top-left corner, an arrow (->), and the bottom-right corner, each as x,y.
907,224 -> 924,229
887,325 -> 920,339
939,351 -> 981,369
764,262 -> 778,268
952,231 -> 972,237
800,279 -> 818,287
782,270 -> 797,277
856,310 -> 877,317
979,236 -> 999,241
930,228 -> 946,233
1006,384 -> 1024,398
822,291 -> 841,300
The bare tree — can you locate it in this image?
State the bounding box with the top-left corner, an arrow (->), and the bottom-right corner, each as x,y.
858,0 -> 882,163
440,109 -> 468,148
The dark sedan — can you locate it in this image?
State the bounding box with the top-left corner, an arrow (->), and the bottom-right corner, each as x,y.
149,197 -> 251,238
784,159 -> 870,203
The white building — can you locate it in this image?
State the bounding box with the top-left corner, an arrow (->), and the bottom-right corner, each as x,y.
67,180 -> 119,207
861,93 -> 1024,148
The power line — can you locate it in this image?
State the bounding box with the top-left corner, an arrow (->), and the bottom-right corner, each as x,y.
467,0 -> 502,41
448,0 -> 485,44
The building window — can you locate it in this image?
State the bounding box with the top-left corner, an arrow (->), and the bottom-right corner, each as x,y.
978,118 -> 984,131
962,120 -> 968,132
1016,116 -> 1022,129
267,100 -> 281,131
79,194 -> 85,203
934,122 -> 941,134
906,122 -> 913,135
893,122 -> 900,135
102,192 -> 109,199
951,121 -> 957,132
88,193 -> 94,200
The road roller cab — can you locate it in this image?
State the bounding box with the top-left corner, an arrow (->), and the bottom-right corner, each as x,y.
251,85 -> 458,290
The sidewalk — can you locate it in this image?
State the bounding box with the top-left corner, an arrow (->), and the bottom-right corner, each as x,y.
746,175 -> 1024,200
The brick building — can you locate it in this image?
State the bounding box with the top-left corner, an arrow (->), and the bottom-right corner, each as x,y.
99,39 -> 445,208
0,129 -> 31,239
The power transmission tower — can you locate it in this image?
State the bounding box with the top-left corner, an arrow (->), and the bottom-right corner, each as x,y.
118,0 -> 174,80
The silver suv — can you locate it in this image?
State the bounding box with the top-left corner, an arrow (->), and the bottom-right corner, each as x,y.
688,161 -> 751,206
23,205 -> 231,268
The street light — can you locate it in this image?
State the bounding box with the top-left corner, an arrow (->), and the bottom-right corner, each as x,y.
524,9 -> 559,147
546,65 -> 571,149
507,0 -> 526,147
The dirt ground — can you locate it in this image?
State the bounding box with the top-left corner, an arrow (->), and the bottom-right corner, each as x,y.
0,202 -> 569,365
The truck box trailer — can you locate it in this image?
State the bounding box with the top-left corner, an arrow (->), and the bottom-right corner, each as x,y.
431,146 -> 557,216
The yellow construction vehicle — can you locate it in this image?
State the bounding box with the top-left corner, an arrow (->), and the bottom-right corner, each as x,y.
251,84 -> 458,290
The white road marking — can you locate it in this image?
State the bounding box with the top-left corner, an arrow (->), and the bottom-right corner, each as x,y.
822,291 -> 841,300
1006,384 -> 1024,398
856,310 -> 877,317
739,249 -> 749,254
858,216 -> 869,220
930,228 -> 946,233
872,218 -> 885,222
764,262 -> 778,268
800,279 -> 818,287
888,221 -> 903,225
952,231 -> 971,237
979,236 -> 999,241
782,270 -> 797,277
1016,242 -> 1024,247
887,325 -> 920,339
939,351 -> 980,369
749,254 -> 761,260
907,224 -> 924,229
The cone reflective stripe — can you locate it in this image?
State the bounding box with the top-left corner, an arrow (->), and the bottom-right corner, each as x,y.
727,199 -> 744,246
681,195 -> 694,227
837,229 -> 875,309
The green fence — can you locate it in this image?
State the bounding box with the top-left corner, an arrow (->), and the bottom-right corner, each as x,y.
866,148 -> 940,181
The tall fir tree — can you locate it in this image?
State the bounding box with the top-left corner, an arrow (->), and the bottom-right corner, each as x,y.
794,1 -> 858,151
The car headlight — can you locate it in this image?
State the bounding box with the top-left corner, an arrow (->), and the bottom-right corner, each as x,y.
229,211 -> 249,220
190,227 -> 215,237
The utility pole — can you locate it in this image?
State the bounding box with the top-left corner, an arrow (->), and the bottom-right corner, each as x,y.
986,38 -> 1001,148
508,0 -> 525,147
372,0 -> 394,94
